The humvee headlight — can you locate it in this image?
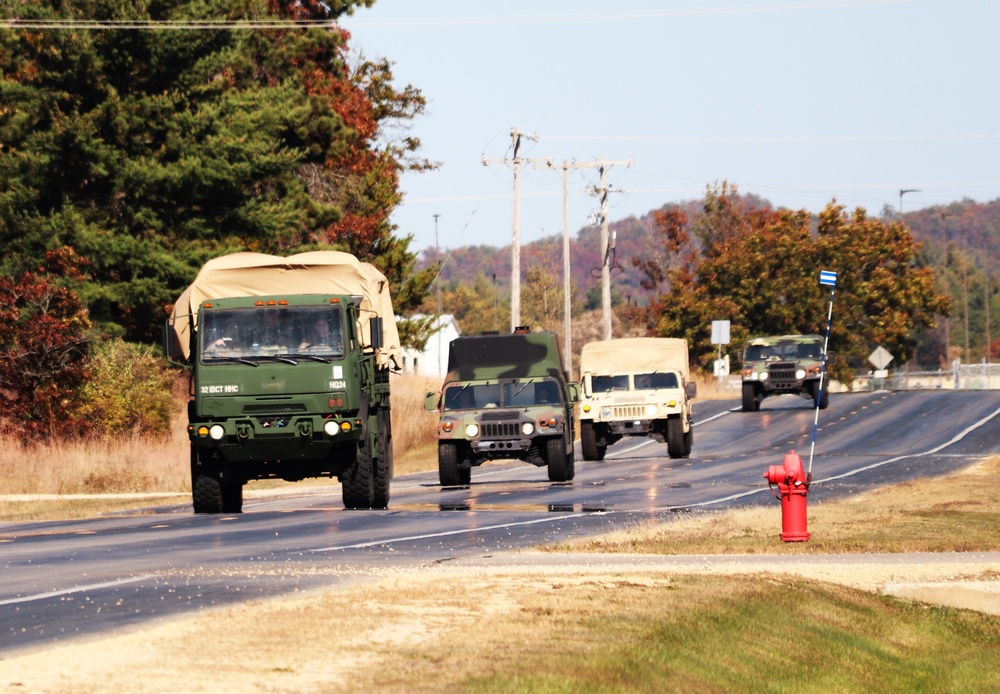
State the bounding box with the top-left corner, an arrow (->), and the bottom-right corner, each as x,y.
795,369 -> 806,380
645,404 -> 658,416
323,420 -> 339,436
209,424 -> 225,440
465,423 -> 479,438
600,407 -> 612,418
522,422 -> 535,435
758,372 -> 769,381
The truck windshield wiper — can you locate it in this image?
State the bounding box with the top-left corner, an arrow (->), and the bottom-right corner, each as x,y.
254,354 -> 299,365
513,379 -> 534,397
205,356 -> 259,367
282,353 -> 332,364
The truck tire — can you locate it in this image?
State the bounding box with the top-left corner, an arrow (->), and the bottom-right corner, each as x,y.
581,421 -> 606,461
667,417 -> 686,459
546,437 -> 574,482
438,441 -> 463,486
372,407 -> 392,509
742,383 -> 760,412
192,472 -> 223,514
683,425 -> 693,457
811,381 -> 830,410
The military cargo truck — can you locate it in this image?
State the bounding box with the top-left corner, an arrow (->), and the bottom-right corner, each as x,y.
164,251 -> 400,513
740,334 -> 828,412
578,337 -> 696,460
424,329 -> 579,485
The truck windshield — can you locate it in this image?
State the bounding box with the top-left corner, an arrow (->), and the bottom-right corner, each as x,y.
592,375 -> 629,393
635,373 -> 678,390
745,341 -> 822,362
503,380 -> 561,407
200,305 -> 345,363
443,383 -> 501,411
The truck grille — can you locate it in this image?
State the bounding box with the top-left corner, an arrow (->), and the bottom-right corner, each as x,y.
481,421 -> 520,438
613,406 -> 647,419
768,362 -> 798,382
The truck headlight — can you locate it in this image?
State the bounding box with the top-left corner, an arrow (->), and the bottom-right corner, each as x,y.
796,369 -> 806,380
323,420 -> 339,436
465,423 -> 479,438
600,407 -> 612,419
521,422 -> 535,435
758,372 -> 769,381
209,424 -> 226,440
645,404 -> 658,416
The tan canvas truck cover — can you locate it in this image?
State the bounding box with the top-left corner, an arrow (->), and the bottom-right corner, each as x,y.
168,251 -> 400,368
580,337 -> 690,379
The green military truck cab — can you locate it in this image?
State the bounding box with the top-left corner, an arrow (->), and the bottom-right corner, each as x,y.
578,337 -> 696,461
740,334 -> 829,412
424,330 -> 579,485
165,252 -> 399,513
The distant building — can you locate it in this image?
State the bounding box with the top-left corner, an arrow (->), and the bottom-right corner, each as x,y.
399,314 -> 460,378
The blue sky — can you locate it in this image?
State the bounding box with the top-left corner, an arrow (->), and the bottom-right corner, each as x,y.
343,1 -> 1000,252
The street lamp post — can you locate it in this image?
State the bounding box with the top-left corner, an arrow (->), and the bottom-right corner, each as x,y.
899,188 -> 921,214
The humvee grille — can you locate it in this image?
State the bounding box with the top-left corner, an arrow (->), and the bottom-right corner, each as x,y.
481,421 -> 520,438
613,406 -> 646,419
768,363 -> 798,382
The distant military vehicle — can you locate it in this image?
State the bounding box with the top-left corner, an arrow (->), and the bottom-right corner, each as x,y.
165,251 -> 400,513
424,329 -> 579,485
578,337 -> 696,460
741,334 -> 829,412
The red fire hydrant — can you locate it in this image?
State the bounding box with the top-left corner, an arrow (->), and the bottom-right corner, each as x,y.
763,450 -> 811,542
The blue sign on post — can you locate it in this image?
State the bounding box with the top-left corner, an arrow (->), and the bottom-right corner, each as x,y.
819,270 -> 837,286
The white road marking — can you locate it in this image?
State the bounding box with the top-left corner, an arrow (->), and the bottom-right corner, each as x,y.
0,575 -> 154,606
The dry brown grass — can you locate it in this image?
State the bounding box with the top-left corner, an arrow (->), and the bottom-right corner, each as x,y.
389,373 -> 441,475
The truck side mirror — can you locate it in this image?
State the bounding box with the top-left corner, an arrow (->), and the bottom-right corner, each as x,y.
369,316 -> 384,350
564,382 -> 580,403
685,381 -> 697,399
424,391 -> 440,412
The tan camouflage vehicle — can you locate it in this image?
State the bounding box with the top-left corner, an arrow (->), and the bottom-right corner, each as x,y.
424,329 -> 579,485
578,337 -> 695,461
740,334 -> 829,412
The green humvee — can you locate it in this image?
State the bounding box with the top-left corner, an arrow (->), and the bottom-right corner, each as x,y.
425,330 -> 580,485
740,334 -> 829,412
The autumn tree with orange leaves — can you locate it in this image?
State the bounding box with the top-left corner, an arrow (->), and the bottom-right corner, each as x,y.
636,185 -> 949,380
0,0 -> 435,343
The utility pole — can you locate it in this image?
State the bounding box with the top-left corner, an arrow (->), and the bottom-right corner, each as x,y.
434,213 -> 442,376
899,188 -> 920,214
587,158 -> 634,340
482,128 -> 547,332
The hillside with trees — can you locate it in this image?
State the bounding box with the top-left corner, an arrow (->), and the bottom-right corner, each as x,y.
419,188 -> 999,374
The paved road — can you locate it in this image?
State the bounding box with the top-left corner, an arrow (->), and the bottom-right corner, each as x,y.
2,390 -> 999,653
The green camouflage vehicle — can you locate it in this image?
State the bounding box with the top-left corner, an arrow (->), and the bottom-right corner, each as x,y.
424,330 -> 580,485
164,251 -> 400,513
740,334 -> 829,412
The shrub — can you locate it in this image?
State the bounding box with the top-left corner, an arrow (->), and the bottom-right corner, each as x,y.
76,339 -> 177,440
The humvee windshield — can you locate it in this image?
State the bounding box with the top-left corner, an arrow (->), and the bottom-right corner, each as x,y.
635,372 -> 679,390
744,339 -> 822,362
201,305 -> 345,363
442,379 -> 561,410
592,375 -> 629,393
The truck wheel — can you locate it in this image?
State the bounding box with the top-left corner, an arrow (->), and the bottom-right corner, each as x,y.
742,383 -> 760,412
439,442 -> 463,486
372,407 -> 392,509
581,421 -> 605,461
667,417 -> 686,459
683,426 -> 693,457
811,382 -> 830,410
192,472 -> 223,514
546,437 -> 574,482
343,440 -> 375,510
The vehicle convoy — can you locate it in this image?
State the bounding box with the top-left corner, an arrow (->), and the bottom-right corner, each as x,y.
578,337 -> 696,461
425,329 -> 579,485
740,334 -> 829,412
164,251 -> 400,513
